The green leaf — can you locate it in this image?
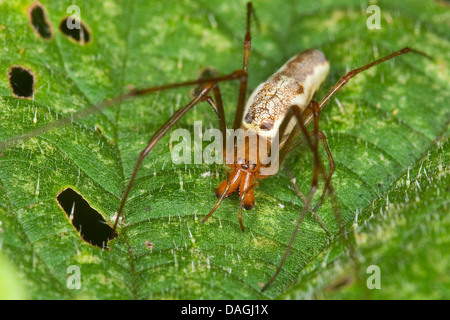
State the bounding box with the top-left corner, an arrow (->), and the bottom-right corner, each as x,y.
0,0 -> 449,299
0,252 -> 29,299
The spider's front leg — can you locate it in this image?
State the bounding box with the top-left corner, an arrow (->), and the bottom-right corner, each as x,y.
111,70 -> 248,235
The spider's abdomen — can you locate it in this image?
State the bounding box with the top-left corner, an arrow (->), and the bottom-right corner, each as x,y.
242,49 -> 329,139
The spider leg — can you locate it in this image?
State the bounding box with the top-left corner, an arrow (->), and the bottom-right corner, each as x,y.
318,47 -> 430,111
204,87 -> 227,147
0,71 -> 245,152
111,71 -> 247,235
282,128 -> 335,214
261,104 -> 323,292
278,100 -> 335,212
232,2 -> 254,130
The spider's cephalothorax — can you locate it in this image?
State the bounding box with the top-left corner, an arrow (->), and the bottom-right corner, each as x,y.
215,133 -> 272,210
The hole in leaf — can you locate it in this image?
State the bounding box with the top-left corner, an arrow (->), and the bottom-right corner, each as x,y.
57,188 -> 116,249
59,17 -> 91,44
7,66 -> 35,99
27,1 -> 53,40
